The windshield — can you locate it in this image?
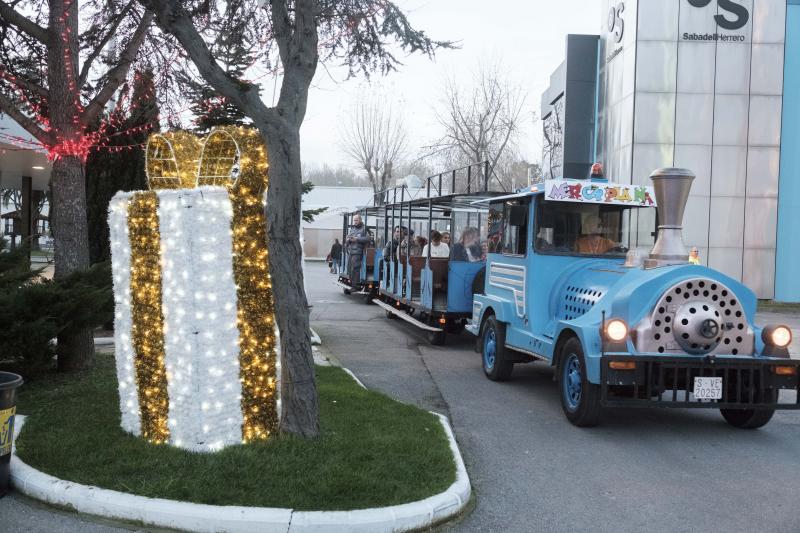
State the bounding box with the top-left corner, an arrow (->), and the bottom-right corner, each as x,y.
535,198 -> 654,257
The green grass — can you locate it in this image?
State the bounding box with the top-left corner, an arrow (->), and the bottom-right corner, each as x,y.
14,354 -> 455,510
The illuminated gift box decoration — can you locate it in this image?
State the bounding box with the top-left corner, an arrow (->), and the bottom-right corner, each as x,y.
109,127 -> 279,452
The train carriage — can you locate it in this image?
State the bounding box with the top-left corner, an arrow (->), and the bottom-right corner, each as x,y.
373,162 -> 506,344
337,205 -> 384,303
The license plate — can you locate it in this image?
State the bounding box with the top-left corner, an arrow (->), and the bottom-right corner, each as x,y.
693,377 -> 723,400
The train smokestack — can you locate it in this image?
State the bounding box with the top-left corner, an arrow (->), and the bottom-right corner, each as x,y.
645,168 -> 695,268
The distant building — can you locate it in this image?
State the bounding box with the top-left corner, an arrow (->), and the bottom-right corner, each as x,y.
0,113 -> 51,250
301,186 -> 374,259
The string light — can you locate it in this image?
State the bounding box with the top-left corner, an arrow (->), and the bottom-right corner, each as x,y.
145,131 -> 202,189
110,126 -> 277,450
198,126 -> 278,442
127,192 -> 170,445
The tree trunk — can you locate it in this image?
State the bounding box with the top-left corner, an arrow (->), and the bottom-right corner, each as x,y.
52,155 -> 96,371
260,122 -> 319,438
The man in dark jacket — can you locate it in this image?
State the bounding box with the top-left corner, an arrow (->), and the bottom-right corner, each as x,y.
329,238 -> 343,273
346,214 -> 371,285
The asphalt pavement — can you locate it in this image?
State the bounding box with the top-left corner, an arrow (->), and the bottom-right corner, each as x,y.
309,262 -> 800,533
2,261 -> 798,532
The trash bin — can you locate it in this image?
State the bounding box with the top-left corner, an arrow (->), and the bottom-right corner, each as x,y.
0,372 -> 22,497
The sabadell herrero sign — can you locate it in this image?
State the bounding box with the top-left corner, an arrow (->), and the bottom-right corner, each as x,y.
607,1 -> 751,44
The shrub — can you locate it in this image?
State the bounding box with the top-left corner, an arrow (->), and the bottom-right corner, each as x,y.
0,240 -> 113,372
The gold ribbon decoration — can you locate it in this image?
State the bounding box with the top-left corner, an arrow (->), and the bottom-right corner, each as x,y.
198,126 -> 279,442
145,131 -> 202,190
128,191 -> 170,444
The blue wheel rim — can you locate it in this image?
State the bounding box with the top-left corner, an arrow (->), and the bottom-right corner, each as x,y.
563,353 -> 582,411
483,328 -> 496,371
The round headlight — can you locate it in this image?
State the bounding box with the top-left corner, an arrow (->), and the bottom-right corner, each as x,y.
605,319 -> 628,342
763,325 -> 792,348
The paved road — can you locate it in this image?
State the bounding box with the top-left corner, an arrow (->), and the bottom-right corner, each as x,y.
2,261 -> 798,532
309,262 -> 800,533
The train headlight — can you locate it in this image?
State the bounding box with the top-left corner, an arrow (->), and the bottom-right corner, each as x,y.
763,325 -> 792,348
604,319 -> 628,342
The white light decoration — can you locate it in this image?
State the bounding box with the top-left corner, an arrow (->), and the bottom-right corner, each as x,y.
108,127 -> 281,452
109,195 -> 141,436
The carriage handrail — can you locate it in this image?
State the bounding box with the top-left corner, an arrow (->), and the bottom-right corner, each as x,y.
372,160 -> 506,206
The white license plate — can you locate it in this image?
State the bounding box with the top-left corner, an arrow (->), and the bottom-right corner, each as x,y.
693,377 -> 723,400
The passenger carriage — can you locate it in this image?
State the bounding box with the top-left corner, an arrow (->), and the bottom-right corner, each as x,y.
336,205 -> 383,303
373,162 -> 506,345
467,168 -> 798,428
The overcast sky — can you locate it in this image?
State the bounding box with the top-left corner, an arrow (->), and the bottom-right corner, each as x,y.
289,0 -> 601,175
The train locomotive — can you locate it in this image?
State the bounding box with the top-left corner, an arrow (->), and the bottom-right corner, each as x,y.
467,168 -> 798,428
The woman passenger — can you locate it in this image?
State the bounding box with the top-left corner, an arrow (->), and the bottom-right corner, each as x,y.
451,227 -> 482,262
422,230 -> 450,258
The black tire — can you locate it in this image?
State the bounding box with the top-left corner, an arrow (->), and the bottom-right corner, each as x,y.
386,309 -> 397,319
480,315 -> 514,381
364,292 -> 374,305
558,337 -> 601,427
720,390 -> 777,429
343,288 -> 352,295
428,330 -> 447,345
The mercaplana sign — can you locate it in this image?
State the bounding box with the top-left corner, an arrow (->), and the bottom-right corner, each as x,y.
545,179 -> 657,206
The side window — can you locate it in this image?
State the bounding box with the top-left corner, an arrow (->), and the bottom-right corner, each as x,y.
486,202 -> 504,254
502,200 -> 528,256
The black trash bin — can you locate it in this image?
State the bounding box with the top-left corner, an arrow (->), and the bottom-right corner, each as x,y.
0,372 -> 22,497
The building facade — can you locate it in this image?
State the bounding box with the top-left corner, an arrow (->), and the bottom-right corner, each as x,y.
543,0 -> 799,301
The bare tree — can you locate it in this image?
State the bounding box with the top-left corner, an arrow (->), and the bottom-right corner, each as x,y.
138,0 -> 449,438
0,0 -> 155,370
340,97 -> 408,195
429,64 -> 526,188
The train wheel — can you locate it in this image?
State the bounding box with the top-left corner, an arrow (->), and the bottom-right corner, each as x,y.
428,330 -> 447,345
480,316 -> 513,381
558,338 -> 601,427
720,390 -> 777,429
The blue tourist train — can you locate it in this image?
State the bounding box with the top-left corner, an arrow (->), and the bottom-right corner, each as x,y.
466,168 -> 798,428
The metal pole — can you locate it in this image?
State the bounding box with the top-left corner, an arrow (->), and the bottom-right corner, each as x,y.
484,160 -> 490,191
427,199 -> 433,261
467,165 -> 472,194
451,169 -> 456,195
438,173 -> 443,196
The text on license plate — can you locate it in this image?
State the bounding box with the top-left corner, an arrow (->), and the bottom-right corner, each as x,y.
693,377 -> 723,400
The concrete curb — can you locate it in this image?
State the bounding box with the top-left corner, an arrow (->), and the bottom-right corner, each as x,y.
10,370 -> 471,533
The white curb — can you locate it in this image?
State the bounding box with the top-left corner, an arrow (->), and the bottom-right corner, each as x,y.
10,371 -> 471,533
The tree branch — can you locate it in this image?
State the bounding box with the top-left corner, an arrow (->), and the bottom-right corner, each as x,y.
82,10 -> 154,125
78,0 -> 137,88
0,91 -> 49,143
139,0 -> 271,123
0,70 -> 48,99
0,1 -> 48,44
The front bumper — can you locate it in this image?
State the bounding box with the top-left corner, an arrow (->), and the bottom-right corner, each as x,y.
601,354 -> 800,409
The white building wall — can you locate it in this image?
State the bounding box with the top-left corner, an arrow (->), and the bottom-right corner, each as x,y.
598,0 -> 786,298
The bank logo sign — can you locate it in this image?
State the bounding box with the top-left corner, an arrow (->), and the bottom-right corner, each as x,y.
684,0 -> 750,42
607,2 -> 625,43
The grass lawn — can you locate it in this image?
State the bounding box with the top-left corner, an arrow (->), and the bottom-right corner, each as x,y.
14,353 -> 455,510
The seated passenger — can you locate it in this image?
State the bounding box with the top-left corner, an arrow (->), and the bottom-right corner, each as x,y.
574,215 -> 616,255
451,227 -> 482,262
413,236 -> 427,256
422,230 -> 450,258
